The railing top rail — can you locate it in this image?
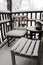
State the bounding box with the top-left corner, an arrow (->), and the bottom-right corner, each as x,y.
0,12 -> 10,14
0,10 -> 43,14
11,10 -> 43,14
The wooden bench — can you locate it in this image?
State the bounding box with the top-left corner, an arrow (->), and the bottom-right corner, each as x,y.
11,37 -> 42,65
7,15 -> 27,47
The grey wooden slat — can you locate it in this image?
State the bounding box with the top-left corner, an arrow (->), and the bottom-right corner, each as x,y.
1,24 -> 3,41
32,40 -> 40,56
20,39 -> 32,54
15,38 -> 28,53
0,29 -> 3,43
11,37 -> 24,50
11,37 -> 28,51
26,40 -> 36,55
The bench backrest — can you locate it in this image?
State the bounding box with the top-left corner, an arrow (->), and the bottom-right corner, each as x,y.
12,15 -> 27,29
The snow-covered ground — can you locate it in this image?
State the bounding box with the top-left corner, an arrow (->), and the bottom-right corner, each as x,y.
0,0 -> 43,12
0,0 -> 7,12
12,0 -> 43,12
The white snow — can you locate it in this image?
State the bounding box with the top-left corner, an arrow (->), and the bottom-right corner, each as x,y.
12,0 -> 43,11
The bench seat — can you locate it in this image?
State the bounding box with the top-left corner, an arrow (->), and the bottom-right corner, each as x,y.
6,29 -> 27,37
11,37 -> 41,65
11,37 -> 40,57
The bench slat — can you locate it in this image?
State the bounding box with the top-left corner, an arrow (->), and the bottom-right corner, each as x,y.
26,40 -> 36,55
15,38 -> 28,53
11,37 -> 41,57
20,40 -> 32,54
32,40 -> 40,56
11,37 -> 26,50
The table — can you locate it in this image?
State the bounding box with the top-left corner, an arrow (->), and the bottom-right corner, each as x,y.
27,26 -> 43,39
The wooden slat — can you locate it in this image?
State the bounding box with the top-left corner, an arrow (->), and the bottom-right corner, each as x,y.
0,29 -> 3,43
11,37 -> 24,50
1,24 -> 3,41
0,19 -> 10,24
32,40 -> 40,56
26,40 -> 36,55
15,38 -> 28,53
20,39 -> 32,54
11,37 -> 28,51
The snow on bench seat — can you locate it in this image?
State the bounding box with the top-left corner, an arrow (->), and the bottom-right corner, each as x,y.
11,37 -> 41,57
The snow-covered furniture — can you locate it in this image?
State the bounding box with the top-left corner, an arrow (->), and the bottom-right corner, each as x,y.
11,37 -> 42,65
7,15 -> 27,47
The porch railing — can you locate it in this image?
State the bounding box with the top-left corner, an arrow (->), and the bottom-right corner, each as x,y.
0,11 -> 43,43
0,12 -> 11,43
11,11 -> 43,27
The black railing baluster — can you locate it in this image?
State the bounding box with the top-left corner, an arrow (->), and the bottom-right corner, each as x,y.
35,12 -> 37,24
3,23 -> 5,37
40,12 -> 41,19
27,12 -> 28,27
30,12 -> 32,26
35,12 -> 37,19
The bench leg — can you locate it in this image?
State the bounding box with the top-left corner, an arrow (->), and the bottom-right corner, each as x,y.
25,30 -> 28,38
11,51 -> 16,65
37,55 -> 41,65
7,36 -> 10,47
